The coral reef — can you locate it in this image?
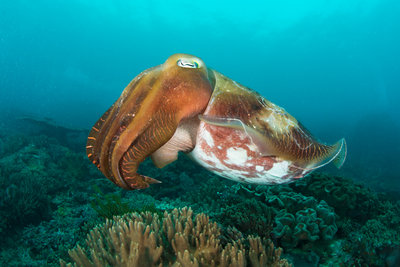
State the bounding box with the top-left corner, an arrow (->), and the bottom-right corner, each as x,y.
337,200 -> 400,266
61,207 -> 291,267
22,203 -> 96,264
291,173 -> 381,221
0,134 -> 90,233
0,134 -> 96,265
292,173 -> 400,265
90,186 -> 134,219
0,139 -> 52,233
1,128 -> 400,266
179,178 -> 337,250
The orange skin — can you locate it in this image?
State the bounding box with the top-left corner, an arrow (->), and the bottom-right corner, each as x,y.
87,54 -> 346,190
86,54 -> 213,189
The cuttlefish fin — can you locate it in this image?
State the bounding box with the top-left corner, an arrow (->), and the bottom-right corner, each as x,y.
291,138 -> 347,172
199,114 -> 276,156
310,138 -> 347,170
330,138 -> 347,169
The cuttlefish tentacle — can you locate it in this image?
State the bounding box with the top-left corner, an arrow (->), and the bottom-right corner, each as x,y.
87,67 -> 160,186
117,110 -> 177,189
87,103 -> 115,170
87,54 -> 213,190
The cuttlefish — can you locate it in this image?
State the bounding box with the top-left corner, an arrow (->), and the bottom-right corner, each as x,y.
87,54 -> 347,190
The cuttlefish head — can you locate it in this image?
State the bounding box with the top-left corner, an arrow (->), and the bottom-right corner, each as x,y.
86,54 -> 213,190
158,54 -> 213,117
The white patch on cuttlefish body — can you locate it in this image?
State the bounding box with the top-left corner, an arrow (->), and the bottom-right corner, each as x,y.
256,165 -> 263,172
203,129 -> 215,146
267,161 -> 290,177
225,147 -> 247,165
189,123 -> 298,185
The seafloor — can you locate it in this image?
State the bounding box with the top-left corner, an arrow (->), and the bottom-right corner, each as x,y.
0,119 -> 399,266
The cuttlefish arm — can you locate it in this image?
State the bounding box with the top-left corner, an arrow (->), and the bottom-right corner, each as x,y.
199,70 -> 347,172
86,54 -> 213,190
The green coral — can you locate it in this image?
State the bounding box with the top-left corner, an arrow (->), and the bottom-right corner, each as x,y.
0,142 -> 52,232
292,173 -> 400,265
338,200 -> 400,266
219,196 -> 274,239
291,173 -> 380,222
247,186 -> 338,249
272,201 -> 337,248
90,186 -> 164,219
22,203 -> 96,265
2,128 -> 400,266
178,176 -> 338,251
0,134 -> 95,266
90,186 -> 132,219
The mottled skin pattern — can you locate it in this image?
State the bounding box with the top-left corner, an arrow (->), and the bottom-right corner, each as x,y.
191,124 -> 280,183
87,54 -> 346,190
190,72 -> 345,184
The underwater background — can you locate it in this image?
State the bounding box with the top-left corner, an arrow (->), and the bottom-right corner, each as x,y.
0,0 -> 399,266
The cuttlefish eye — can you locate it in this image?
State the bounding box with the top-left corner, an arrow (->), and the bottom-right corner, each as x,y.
177,58 -> 200,68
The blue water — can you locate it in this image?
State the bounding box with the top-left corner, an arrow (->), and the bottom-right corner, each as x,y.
0,0 -> 399,190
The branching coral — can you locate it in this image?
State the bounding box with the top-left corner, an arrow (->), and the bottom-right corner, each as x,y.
60,207 -> 291,267
248,237 -> 289,267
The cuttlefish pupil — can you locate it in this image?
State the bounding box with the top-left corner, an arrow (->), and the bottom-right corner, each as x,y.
87,53 -> 347,190
177,58 -> 199,68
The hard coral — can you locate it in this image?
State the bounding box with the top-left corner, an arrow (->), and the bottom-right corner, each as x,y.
220,197 -> 274,239
292,173 -> 380,222
0,135 -> 89,233
61,207 -> 291,267
271,198 -> 336,248
0,144 -> 51,232
236,185 -> 337,249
